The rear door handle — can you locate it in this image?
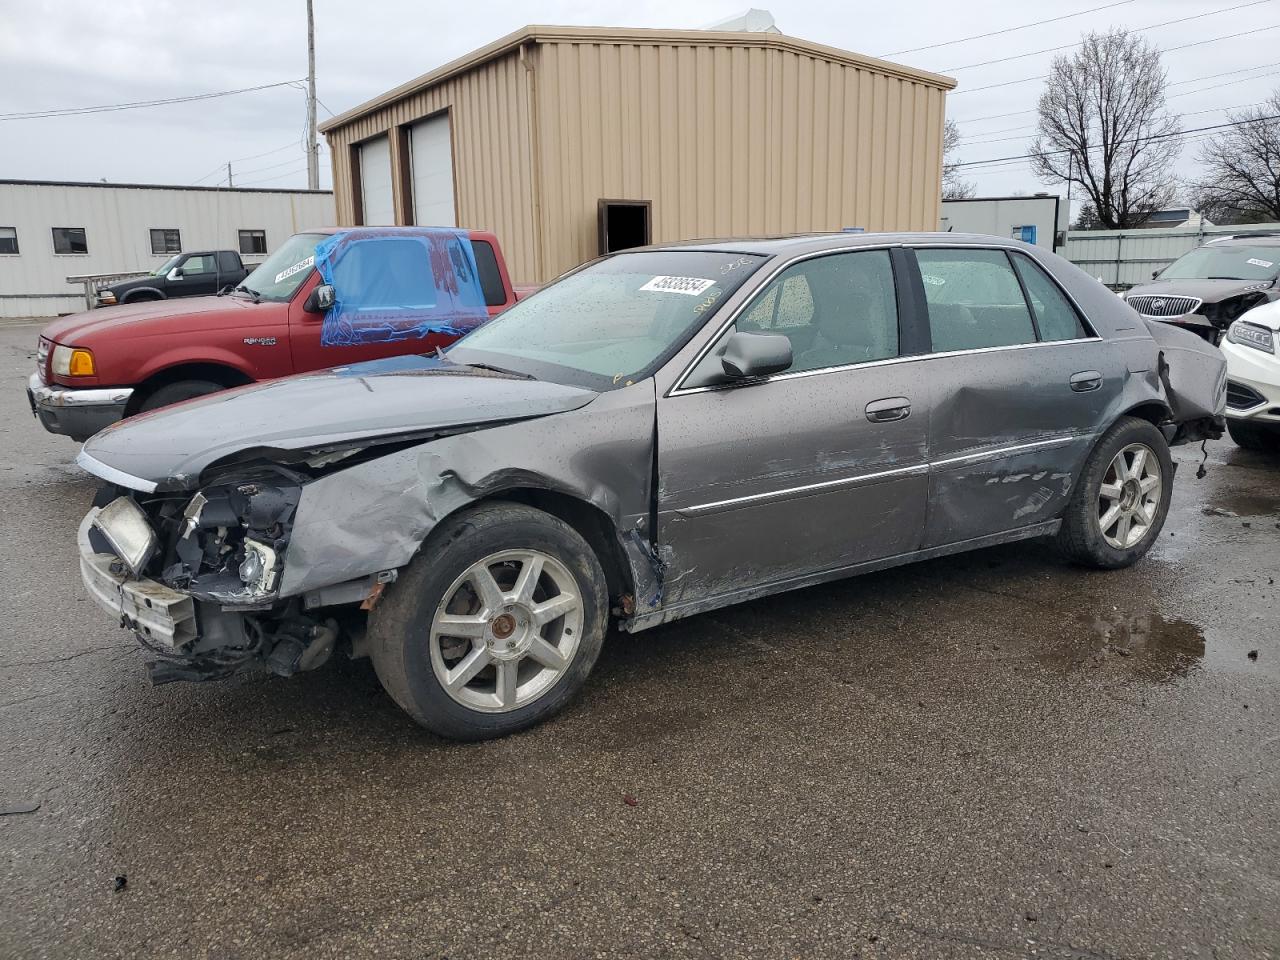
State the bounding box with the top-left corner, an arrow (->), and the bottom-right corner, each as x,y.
1070,370 -> 1103,392
866,397 -> 911,423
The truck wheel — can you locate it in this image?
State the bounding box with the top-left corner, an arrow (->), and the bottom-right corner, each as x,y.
1056,416 -> 1174,569
137,379 -> 223,412
1227,419 -> 1279,452
369,502 -> 608,741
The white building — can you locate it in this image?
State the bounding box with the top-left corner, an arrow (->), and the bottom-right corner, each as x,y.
0,179 -> 334,318
940,195 -> 1068,252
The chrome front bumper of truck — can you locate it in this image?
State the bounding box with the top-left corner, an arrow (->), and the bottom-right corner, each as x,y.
77,509 -> 197,648
27,373 -> 133,441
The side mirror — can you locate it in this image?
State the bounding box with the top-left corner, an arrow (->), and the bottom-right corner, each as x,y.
167,268 -> 183,281
721,331 -> 792,379
304,283 -> 335,314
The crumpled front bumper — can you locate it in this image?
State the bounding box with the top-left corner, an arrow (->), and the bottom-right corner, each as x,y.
77,509 -> 197,648
28,373 -> 133,441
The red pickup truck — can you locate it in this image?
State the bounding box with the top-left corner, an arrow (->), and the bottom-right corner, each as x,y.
27,227 -> 521,441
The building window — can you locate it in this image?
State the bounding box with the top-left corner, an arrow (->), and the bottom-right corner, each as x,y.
238,230 -> 267,255
52,227 -> 88,255
0,227 -> 17,255
150,228 -> 181,255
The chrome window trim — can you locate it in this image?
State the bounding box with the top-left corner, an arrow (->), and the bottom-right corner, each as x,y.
75,450 -> 158,494
669,242 -> 1103,397
678,435 -> 1083,515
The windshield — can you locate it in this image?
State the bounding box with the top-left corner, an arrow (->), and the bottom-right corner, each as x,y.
151,255 -> 181,277
1159,244 -> 1280,282
238,232 -> 327,301
447,250 -> 765,389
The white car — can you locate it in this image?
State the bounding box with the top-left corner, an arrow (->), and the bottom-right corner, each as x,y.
1222,300 -> 1280,450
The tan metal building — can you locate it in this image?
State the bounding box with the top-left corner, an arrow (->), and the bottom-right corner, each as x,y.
320,25 -> 956,285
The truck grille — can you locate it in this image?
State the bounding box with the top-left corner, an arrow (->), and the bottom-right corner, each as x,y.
1226,380 -> 1266,410
1127,295 -> 1202,317
35,337 -> 50,382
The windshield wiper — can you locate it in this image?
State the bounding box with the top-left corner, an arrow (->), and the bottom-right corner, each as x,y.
233,284 -> 262,303
1207,276 -> 1248,280
463,362 -> 535,380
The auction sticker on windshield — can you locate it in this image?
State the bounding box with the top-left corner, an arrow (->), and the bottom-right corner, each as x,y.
1247,258 -> 1275,269
639,276 -> 716,296
275,256 -> 316,285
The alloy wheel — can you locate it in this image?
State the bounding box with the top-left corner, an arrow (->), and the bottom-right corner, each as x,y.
1097,442 -> 1162,550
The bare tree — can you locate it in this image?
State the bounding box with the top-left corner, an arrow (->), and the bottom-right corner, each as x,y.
942,119 -> 977,199
1186,91 -> 1280,224
1031,30 -> 1180,229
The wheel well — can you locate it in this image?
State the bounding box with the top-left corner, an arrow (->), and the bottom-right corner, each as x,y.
478,489 -> 635,604
1122,401 -> 1172,428
124,362 -> 253,416
123,289 -> 163,302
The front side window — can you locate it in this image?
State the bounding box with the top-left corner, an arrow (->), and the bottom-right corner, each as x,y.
449,250 -> 765,389
150,228 -> 181,255
917,248 -> 1037,351
1010,252 -> 1088,341
0,227 -> 17,255
52,227 -> 87,255
735,250 -> 899,373
239,229 -> 267,255
180,254 -> 216,275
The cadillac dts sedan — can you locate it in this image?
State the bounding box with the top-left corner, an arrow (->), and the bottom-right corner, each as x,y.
74,233 -> 1226,740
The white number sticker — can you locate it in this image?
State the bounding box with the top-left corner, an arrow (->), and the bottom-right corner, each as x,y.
275,256 -> 315,284
1246,258 -> 1274,269
639,275 -> 716,296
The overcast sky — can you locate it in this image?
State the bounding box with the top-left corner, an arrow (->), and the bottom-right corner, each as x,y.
1,0 -> 1275,214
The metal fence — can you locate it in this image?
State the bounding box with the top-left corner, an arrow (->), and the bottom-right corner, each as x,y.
1064,222 -> 1280,290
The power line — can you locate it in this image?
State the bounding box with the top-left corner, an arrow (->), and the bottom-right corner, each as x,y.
880,1 -> 1135,58
0,79 -> 306,121
949,23 -> 1280,95
953,112 -> 1280,170
942,0 -> 1270,72
237,164 -> 310,187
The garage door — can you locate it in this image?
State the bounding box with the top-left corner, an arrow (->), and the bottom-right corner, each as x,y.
359,135 -> 394,226
409,114 -> 456,227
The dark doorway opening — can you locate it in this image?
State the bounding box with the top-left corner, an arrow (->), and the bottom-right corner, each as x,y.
598,199 -> 652,255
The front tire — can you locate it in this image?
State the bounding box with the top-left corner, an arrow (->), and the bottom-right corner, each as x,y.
1227,419 -> 1279,452
137,379 -> 223,413
1056,416 -> 1174,569
369,502 -> 608,740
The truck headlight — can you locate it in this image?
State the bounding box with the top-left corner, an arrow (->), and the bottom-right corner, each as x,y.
1226,321 -> 1276,354
92,497 -> 158,576
97,291 -> 117,305
51,344 -> 96,376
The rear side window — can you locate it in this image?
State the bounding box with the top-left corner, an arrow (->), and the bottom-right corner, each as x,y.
469,239 -> 507,306
917,248 -> 1037,352
1010,252 -> 1089,341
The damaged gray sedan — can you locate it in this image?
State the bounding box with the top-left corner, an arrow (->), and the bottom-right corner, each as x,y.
75,234 -> 1226,740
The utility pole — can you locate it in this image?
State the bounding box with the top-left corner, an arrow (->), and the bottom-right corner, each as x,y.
306,0 -> 319,190
226,162 -> 233,187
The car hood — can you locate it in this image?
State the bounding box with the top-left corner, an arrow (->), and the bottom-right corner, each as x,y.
1238,299 -> 1280,331
41,295 -> 263,345
1126,278 -> 1274,304
78,355 -> 600,491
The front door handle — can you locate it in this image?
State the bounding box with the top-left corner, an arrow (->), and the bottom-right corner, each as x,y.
1070,370 -> 1103,392
866,396 -> 911,423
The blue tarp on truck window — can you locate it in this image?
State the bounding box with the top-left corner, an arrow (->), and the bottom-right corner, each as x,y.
314,228 -> 490,347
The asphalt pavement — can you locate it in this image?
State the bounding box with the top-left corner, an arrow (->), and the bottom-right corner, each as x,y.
1,319 -> 1277,959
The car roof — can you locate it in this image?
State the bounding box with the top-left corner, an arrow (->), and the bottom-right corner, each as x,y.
1204,234 -> 1280,246
632,232 -> 1031,257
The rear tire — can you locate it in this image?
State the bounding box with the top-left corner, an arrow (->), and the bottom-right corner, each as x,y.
369,502 -> 608,741
1056,416 -> 1174,569
1227,419 -> 1280,452
137,379 -> 223,413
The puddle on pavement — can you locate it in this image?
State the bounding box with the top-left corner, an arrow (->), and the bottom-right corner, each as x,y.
1203,491 -> 1280,518
1033,609 -> 1208,681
